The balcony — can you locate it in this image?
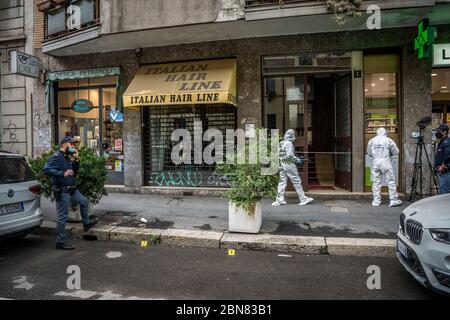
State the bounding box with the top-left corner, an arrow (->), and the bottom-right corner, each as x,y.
41,0 -> 450,57
40,0 -> 101,54
244,0 -> 440,21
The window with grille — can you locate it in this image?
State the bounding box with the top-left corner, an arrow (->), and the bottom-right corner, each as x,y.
143,105 -> 236,188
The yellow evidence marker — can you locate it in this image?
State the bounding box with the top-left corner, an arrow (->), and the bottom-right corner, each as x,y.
228,249 -> 236,256
141,240 -> 148,248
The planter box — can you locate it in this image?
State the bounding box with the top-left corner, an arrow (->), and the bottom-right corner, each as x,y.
228,201 -> 262,234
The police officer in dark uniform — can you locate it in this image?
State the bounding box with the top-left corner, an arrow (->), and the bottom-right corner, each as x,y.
44,137 -> 98,250
435,124 -> 450,194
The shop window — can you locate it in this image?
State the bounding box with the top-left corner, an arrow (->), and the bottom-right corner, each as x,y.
364,54 -> 400,189
57,79 -> 124,185
432,68 -> 450,127
143,105 -> 236,188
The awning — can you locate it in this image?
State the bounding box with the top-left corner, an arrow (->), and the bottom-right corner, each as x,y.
123,59 -> 237,109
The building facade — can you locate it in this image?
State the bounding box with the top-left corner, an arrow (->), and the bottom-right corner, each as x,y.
0,0 -> 35,156
29,0 -> 450,195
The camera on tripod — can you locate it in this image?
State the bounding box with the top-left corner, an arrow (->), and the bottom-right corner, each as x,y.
417,116 -> 432,129
411,117 -> 432,140
409,116 -> 439,201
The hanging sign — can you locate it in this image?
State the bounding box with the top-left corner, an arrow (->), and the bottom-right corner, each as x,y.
10,51 -> 40,78
71,99 -> 94,113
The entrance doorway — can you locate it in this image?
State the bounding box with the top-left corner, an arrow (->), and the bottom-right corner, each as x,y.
263,71 -> 352,191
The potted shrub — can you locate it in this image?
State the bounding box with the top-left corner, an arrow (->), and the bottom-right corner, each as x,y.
29,146 -> 107,222
217,132 -> 279,234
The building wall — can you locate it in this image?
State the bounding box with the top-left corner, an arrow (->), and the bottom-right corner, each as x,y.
34,25 -> 446,192
0,0 -> 35,156
100,0 -> 243,35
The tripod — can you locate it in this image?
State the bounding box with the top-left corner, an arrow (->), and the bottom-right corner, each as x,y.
409,126 -> 440,201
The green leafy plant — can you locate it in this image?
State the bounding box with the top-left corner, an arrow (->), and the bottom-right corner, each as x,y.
217,131 -> 280,214
322,0 -> 362,25
29,146 -> 108,209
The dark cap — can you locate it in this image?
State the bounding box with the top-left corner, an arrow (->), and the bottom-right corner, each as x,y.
436,123 -> 449,132
59,136 -> 75,146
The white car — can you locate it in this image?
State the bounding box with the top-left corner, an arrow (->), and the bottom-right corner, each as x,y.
0,151 -> 44,240
397,193 -> 450,295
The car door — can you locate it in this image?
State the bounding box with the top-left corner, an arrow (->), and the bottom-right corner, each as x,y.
0,156 -> 40,223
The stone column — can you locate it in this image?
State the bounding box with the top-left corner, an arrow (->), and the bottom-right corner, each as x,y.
402,46 -> 433,196
236,52 -> 262,128
352,51 -> 364,193
123,108 -> 144,189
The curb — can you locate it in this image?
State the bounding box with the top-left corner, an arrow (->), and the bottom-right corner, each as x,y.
34,221 -> 396,258
104,186 -> 408,201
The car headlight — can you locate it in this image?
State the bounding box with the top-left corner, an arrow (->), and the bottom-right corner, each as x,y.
430,229 -> 450,245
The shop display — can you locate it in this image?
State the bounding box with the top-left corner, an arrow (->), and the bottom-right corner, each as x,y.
365,113 -> 398,134
103,105 -> 125,172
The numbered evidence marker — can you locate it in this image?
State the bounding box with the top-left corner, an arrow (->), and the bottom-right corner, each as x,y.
141,240 -> 148,248
228,249 -> 236,256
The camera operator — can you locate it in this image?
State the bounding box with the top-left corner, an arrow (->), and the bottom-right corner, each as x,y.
434,124 -> 450,194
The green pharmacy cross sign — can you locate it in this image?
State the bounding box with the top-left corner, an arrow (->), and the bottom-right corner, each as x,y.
415,18 -> 437,60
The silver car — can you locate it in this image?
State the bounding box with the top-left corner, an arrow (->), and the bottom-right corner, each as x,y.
0,151 -> 44,239
397,193 -> 450,295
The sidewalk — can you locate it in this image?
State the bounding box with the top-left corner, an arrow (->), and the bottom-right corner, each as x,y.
41,193 -> 406,239
37,193 -> 408,257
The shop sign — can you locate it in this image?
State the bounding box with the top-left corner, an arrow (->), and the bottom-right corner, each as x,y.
414,18 -> 437,60
123,59 -> 237,108
109,109 -> 124,122
71,99 -> 94,113
10,51 -> 40,78
49,67 -> 121,81
433,43 -> 450,67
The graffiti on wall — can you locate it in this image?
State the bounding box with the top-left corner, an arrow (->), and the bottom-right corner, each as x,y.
34,113 -> 52,154
2,120 -> 19,152
149,170 -> 231,188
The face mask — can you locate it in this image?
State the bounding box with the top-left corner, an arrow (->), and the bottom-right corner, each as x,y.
435,132 -> 444,140
66,146 -> 76,155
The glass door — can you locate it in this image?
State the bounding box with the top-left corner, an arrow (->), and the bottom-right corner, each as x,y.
264,76 -> 309,190
102,88 -> 125,185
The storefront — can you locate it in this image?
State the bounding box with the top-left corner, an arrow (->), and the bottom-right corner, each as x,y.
123,59 -> 238,188
432,44 -> 450,127
36,22 -> 450,195
46,67 -> 125,185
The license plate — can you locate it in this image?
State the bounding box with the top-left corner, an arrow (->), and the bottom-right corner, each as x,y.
397,240 -> 408,259
0,203 -> 24,216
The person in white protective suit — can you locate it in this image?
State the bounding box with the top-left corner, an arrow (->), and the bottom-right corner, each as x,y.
367,127 -> 403,207
272,129 -> 314,206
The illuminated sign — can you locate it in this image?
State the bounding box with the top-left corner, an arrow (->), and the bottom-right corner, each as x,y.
414,18 -> 437,60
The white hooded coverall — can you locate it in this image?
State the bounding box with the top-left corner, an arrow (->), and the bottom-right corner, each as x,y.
275,129 -> 308,203
367,127 -> 400,204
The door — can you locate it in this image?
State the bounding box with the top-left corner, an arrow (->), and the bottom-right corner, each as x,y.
334,74 -> 352,191
284,76 -> 309,191
263,76 -> 309,190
